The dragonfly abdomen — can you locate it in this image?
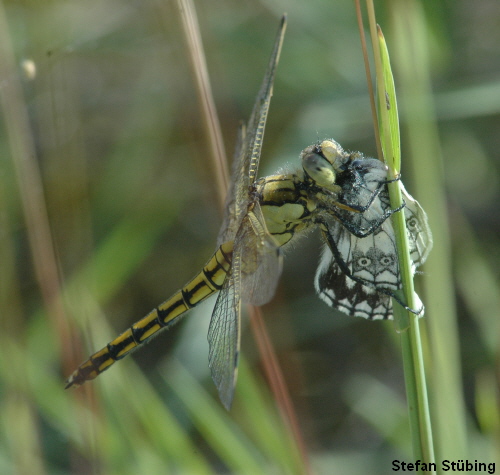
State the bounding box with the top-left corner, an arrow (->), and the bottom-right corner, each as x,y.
65,242 -> 233,388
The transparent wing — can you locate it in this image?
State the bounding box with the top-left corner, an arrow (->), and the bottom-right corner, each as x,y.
208,204 -> 282,409
217,16 -> 286,245
237,202 -> 282,306
207,257 -> 241,410
217,123 -> 246,245
209,17 -> 286,409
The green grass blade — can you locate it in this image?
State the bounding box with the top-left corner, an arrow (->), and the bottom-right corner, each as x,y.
388,1 -> 468,461
366,3 -> 436,467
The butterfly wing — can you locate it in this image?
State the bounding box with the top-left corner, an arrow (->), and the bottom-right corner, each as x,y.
316,218 -> 398,320
330,157 -> 395,237
316,181 -> 432,320
401,184 -> 433,270
315,243 -> 393,320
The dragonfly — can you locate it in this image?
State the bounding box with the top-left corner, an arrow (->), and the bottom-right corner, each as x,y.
66,16 -> 432,409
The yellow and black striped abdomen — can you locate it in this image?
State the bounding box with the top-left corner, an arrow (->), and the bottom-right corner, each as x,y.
65,242 -> 233,388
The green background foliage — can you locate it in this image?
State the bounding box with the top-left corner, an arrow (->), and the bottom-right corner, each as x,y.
1,0 -> 498,473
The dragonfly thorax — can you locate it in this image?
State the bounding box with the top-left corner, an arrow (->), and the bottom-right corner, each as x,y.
256,173 -> 316,247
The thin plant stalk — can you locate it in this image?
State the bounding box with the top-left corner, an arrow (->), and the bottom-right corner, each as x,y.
389,0 -> 467,459
358,0 -> 436,469
174,2 -> 309,470
374,22 -> 435,473
175,0 -> 229,206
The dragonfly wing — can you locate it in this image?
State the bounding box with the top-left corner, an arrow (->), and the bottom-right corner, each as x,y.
237,202 -> 282,306
217,16 -> 286,245
208,260 -> 241,410
210,17 -> 286,410
208,202 -> 282,409
217,123 -> 246,245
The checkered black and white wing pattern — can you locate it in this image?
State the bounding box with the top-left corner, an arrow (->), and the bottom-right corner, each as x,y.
316,217 -> 399,320
315,182 -> 432,320
401,184 -> 433,270
315,245 -> 393,320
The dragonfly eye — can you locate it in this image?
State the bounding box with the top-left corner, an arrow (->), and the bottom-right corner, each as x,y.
301,149 -> 336,187
319,140 -> 344,170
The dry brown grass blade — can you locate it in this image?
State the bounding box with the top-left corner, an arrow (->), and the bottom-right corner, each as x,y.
248,306 -> 312,475
174,1 -> 310,469
0,3 -> 75,376
354,0 -> 383,162
174,0 -> 228,208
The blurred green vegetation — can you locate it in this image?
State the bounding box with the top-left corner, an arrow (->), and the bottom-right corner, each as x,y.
0,0 -> 499,474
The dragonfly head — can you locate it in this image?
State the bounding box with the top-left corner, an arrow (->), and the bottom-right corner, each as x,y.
301,139 -> 345,190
